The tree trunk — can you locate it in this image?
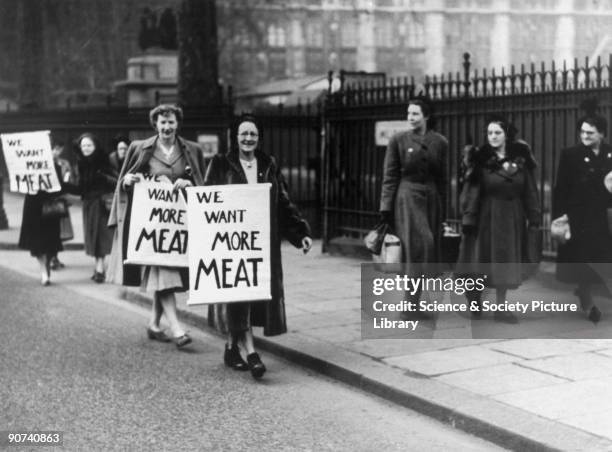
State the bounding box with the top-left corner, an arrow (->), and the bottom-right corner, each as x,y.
177,0 -> 220,107
18,0 -> 45,109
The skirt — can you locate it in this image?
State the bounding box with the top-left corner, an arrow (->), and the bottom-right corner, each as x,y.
140,266 -> 186,293
82,196 -> 113,258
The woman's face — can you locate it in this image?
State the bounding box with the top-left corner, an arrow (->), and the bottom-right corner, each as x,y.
155,113 -> 178,141
116,141 -> 128,160
407,104 -> 427,132
487,123 -> 506,149
80,137 -> 96,157
580,122 -> 604,149
237,121 -> 259,154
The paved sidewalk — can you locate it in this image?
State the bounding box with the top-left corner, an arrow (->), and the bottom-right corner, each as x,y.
2,190 -> 612,451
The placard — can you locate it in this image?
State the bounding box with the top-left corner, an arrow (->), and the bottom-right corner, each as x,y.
186,184 -> 271,305
1,130 -> 61,194
125,176 -> 188,267
374,120 -> 409,147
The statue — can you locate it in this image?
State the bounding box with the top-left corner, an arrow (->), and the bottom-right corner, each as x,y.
138,7 -> 178,51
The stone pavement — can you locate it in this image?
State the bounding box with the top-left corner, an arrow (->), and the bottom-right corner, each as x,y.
2,190 -> 612,451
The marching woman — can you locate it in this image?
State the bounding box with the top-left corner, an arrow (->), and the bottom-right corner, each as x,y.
65,133 -> 117,283
553,104 -> 612,323
379,97 -> 448,316
107,104 -> 208,347
205,114 -> 312,379
457,116 -> 540,323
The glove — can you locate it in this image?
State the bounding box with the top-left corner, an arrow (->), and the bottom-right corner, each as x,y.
380,210 -> 394,226
462,224 -> 477,235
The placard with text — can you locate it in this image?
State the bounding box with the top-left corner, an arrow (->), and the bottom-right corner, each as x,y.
186,184 -> 271,305
125,176 -> 188,267
0,130 -> 61,194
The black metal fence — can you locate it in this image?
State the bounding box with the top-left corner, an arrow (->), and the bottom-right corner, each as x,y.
323,54 -> 612,256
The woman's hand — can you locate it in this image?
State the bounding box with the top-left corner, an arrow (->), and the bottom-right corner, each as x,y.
123,172 -> 142,188
301,237 -> 313,254
173,178 -> 193,191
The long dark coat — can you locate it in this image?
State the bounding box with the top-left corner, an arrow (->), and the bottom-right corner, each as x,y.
457,142 -> 540,288
18,164 -> 64,257
204,150 -> 311,336
552,143 -> 612,283
379,129 -> 448,271
106,135 -> 208,286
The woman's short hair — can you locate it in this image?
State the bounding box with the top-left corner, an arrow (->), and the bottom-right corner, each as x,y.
112,134 -> 130,149
232,114 -> 263,150
485,114 -> 518,142
578,114 -> 607,135
407,97 -> 432,118
149,104 -> 183,129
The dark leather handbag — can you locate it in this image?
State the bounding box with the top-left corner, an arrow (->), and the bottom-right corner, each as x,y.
41,197 -> 68,219
523,226 -> 542,278
364,221 -> 390,255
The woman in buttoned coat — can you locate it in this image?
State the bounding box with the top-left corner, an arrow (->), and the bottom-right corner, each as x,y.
107,104 -> 207,346
457,117 -> 540,323
379,98 -> 448,313
205,114 -> 312,379
553,111 -> 612,323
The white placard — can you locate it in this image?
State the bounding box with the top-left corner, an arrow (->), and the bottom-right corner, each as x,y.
186,184 -> 271,305
1,130 -> 61,194
125,176 -> 188,267
375,120 -> 409,146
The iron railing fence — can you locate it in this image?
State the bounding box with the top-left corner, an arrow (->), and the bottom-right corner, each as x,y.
323,54 -> 612,256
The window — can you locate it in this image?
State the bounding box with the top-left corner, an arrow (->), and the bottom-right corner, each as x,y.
267,24 -> 286,47
341,19 -> 357,47
406,19 -> 425,48
376,17 -> 394,47
305,21 -> 323,47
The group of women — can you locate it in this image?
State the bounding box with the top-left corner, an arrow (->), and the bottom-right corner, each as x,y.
20,104 -> 312,379
379,98 -> 612,325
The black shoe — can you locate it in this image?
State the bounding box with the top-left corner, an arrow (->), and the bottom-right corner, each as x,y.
50,257 -> 65,270
146,328 -> 171,342
174,334 -> 192,348
93,271 -> 105,283
494,312 -> 518,324
588,306 -> 602,324
224,344 -> 248,371
246,352 -> 266,379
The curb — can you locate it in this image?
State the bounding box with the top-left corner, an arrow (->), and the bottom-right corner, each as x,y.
0,242 -> 84,251
117,288 -> 612,452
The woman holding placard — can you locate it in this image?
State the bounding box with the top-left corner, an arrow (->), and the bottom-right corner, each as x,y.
18,153 -> 66,286
108,104 -> 207,348
205,114 -> 312,379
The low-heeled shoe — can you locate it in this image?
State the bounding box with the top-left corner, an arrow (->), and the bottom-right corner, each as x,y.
147,328 -> 171,342
224,344 -> 249,371
246,352 -> 266,379
174,334 -> 192,348
588,306 -> 602,324
93,271 -> 105,283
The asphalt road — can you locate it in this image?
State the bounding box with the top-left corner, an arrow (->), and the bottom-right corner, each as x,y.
0,265 -> 505,451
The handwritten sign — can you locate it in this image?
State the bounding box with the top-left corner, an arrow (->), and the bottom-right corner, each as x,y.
186,184 -> 271,305
0,130 -> 61,194
125,175 -> 188,267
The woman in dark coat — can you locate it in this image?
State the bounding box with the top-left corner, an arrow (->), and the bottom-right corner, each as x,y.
457,116 -> 540,323
205,114 -> 312,379
66,133 -> 117,283
379,97 -> 448,314
552,111 -> 612,323
18,163 -> 65,286
109,134 -> 129,175
108,104 -> 208,348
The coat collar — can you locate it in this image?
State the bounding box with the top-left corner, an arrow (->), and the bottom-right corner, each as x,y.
226,149 -> 273,180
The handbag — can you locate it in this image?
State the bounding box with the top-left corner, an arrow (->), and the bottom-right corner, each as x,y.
551,214 -> 571,243
372,233 -> 402,264
364,221 -> 390,255
41,197 -> 68,219
101,193 -> 114,212
59,211 -> 74,241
